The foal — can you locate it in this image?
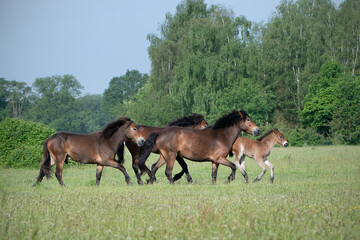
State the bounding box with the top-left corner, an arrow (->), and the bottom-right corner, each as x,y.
232,128 -> 288,183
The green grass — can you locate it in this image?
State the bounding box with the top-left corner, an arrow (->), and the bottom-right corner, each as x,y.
1,146 -> 359,239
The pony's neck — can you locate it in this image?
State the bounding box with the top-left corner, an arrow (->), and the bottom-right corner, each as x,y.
261,134 -> 277,150
222,124 -> 242,145
109,128 -> 126,148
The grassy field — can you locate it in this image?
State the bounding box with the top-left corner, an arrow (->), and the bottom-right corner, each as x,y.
0,145 -> 359,239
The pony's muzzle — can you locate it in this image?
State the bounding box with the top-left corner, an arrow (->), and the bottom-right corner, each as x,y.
137,137 -> 145,147
283,141 -> 289,147
253,128 -> 261,137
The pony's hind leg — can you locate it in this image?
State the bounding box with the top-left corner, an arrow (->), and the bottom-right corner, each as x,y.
254,159 -> 267,183
96,165 -> 104,186
264,159 -> 274,183
234,155 -> 248,183
55,158 -> 66,186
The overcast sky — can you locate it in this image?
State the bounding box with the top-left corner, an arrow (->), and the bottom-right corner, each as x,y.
0,0 -> 344,95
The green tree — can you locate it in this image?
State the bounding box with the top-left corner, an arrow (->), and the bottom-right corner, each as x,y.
335,0 -> 360,76
73,94 -> 111,133
330,74 -> 360,144
147,0 -> 272,122
26,74 -> 84,131
103,70 -> 148,118
301,61 -> 342,136
262,0 -> 336,124
0,78 -> 31,119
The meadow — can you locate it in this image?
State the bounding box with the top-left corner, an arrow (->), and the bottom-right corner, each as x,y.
0,145 -> 359,239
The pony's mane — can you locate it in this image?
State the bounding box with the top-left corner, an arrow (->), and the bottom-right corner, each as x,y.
212,110 -> 248,130
101,116 -> 132,139
257,128 -> 278,141
166,113 -> 205,127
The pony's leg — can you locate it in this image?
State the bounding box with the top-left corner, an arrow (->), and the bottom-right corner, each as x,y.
234,155 -> 248,183
55,157 -> 66,186
239,155 -> 246,171
96,165 -> 104,186
149,156 -> 166,184
104,159 -> 132,185
211,163 -> 219,184
164,159 -> 175,184
132,157 -> 143,185
264,159 -> 274,183
254,159 -> 267,183
217,157 -> 237,183
174,156 -> 193,183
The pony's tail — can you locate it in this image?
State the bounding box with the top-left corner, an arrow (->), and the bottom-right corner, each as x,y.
138,132 -> 159,170
115,143 -> 125,165
34,139 -> 53,186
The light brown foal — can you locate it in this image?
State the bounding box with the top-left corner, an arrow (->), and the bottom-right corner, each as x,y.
232,128 -> 288,183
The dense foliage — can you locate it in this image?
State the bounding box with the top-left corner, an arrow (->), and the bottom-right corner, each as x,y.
0,118 -> 56,168
0,0 -> 359,147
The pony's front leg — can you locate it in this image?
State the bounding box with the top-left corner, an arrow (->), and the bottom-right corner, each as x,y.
149,156 -> 166,184
211,163 -> 219,184
105,159 -> 132,185
174,156 -> 193,183
264,159 -> 274,183
132,157 -> 143,185
217,157 -> 236,183
254,159 -> 267,183
96,165 -> 104,186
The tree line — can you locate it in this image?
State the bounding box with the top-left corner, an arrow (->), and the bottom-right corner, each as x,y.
1,0 -> 359,145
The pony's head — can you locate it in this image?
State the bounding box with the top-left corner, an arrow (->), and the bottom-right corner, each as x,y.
101,116 -> 145,146
238,110 -> 260,136
273,128 -> 288,147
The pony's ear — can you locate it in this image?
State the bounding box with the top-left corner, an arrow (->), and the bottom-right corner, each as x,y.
239,111 -> 243,118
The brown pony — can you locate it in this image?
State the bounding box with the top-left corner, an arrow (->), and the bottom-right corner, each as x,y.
123,113 -> 208,184
138,110 -> 260,184
34,116 -> 145,186
232,128 -> 288,183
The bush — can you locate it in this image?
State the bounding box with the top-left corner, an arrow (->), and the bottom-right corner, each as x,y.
0,118 -> 56,168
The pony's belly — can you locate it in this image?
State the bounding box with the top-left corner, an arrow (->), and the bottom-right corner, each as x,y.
68,152 -> 97,164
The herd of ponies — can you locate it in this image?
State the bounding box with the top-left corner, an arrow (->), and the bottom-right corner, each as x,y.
34,110 -> 288,187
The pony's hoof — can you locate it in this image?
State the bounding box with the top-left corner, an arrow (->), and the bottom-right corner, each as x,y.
253,178 -> 259,183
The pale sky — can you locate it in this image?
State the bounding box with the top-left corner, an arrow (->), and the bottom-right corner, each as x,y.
0,0 -> 344,95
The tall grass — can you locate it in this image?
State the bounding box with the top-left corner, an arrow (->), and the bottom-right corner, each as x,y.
1,146 -> 359,239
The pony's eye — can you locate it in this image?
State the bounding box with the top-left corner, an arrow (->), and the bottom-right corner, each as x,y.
133,128 -> 137,131
279,136 -> 283,139
247,118 -> 250,121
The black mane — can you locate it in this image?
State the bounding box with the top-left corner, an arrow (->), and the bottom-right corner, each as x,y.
257,128 -> 277,141
212,110 -> 248,130
166,113 -> 205,127
101,116 -> 132,139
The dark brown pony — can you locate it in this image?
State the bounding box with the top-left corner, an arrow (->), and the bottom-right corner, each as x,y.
232,128 -> 288,183
138,110 -> 260,184
34,116 -> 145,186
123,113 -> 208,184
